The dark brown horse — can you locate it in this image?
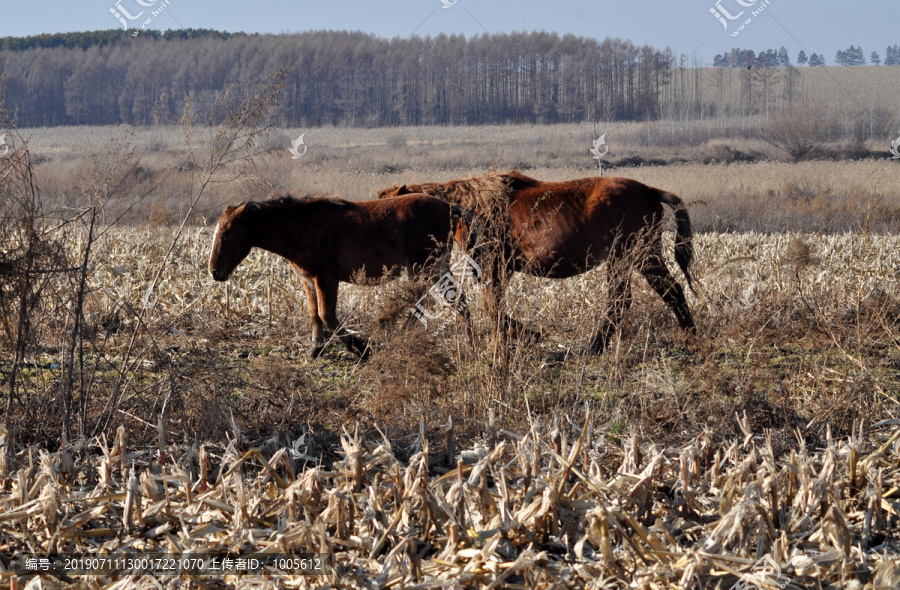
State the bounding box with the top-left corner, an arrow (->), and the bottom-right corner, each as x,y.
378,171 -> 695,352
209,195 -> 472,359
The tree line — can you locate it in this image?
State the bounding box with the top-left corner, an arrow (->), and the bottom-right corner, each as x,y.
0,29 -> 237,51
0,30 -> 896,128
0,29 -> 688,127
714,44 -> 900,68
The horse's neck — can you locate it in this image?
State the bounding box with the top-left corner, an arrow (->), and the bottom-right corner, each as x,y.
247,207 -> 313,260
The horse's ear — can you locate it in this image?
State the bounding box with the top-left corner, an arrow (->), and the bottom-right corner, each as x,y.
244,201 -> 260,211
397,184 -> 409,195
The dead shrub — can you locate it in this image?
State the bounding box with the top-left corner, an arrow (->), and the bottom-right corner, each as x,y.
0,130 -> 69,444
763,101 -> 835,160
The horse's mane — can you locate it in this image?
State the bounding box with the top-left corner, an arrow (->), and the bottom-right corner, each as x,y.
414,170 -> 538,211
246,194 -> 347,214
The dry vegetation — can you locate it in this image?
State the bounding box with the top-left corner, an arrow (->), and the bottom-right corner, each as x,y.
17,119 -> 900,234
2,100 -> 900,585
7,223 -> 899,438
1,413 -> 898,588
3,202 -> 900,587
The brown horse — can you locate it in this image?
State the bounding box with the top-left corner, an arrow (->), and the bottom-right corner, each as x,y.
378,171 -> 695,352
209,195 -> 472,359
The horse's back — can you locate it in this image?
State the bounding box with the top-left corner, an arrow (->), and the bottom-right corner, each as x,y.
339,195 -> 456,277
510,176 -> 665,221
376,194 -> 457,254
358,193 -> 453,230
503,176 -> 671,276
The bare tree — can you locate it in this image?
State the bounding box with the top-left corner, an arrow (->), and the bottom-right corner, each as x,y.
781,65 -> 801,107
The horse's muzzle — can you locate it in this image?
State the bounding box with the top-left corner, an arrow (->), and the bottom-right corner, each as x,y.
210,269 -> 227,282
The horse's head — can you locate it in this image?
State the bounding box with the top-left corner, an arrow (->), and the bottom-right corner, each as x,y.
376,184 -> 410,199
209,203 -> 256,282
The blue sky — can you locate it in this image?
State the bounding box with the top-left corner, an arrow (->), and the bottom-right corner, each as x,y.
1,0 -> 896,65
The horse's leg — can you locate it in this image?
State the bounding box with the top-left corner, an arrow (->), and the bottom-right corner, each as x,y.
299,276 -> 327,358
467,222 -> 538,346
480,255 -> 507,341
504,312 -> 540,343
490,259 -> 541,343
589,259 -> 632,353
474,258 -> 521,348
289,264 -> 328,358
640,253 -> 696,333
315,277 -> 370,359
403,252 -> 475,341
402,261 -> 429,329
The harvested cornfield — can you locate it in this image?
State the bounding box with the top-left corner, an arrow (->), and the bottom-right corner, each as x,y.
3,224 -> 900,436
4,58 -> 900,588
0,416 -> 898,589
4,143 -> 900,587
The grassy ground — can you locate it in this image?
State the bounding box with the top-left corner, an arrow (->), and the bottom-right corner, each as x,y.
2,224 -> 899,587
4,121 -> 900,447
2,121 -> 900,587
5,224 -> 899,451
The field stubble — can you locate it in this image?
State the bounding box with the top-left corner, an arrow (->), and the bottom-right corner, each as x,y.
15,223 -> 899,446
1,225 -> 900,588
3,121 -> 900,586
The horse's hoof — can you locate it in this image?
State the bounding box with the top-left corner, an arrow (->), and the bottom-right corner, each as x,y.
346,336 -> 371,361
587,337 -> 606,355
545,350 -> 570,363
354,342 -> 372,361
308,345 -> 326,359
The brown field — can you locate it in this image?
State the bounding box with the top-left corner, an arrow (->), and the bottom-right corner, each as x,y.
18,119 -> 900,232
2,215 -> 900,588
2,109 -> 900,586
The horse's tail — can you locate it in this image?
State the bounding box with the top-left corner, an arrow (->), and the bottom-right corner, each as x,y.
658,191 -> 695,292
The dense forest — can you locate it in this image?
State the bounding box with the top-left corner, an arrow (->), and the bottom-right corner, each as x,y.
0,30 -> 895,128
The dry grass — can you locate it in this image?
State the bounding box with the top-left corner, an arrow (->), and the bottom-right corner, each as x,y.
0,411 -> 898,588
18,119 -> 900,208
3,117 -> 900,586
192,155 -> 900,234
21,134 -> 900,235
4,224 -> 899,441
